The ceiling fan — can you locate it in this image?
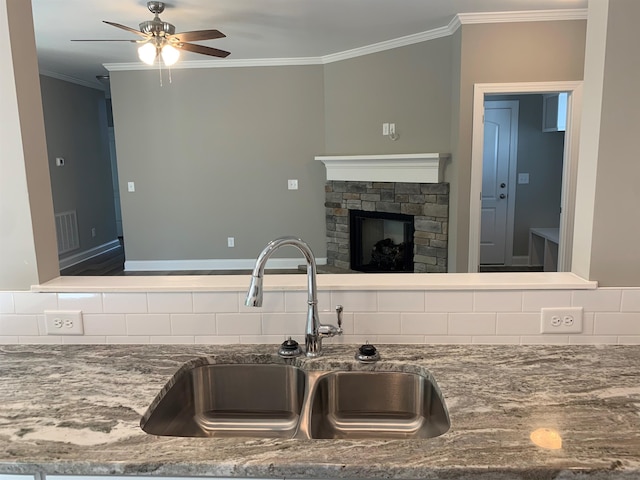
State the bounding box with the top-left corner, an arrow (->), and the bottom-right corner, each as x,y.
72,1 -> 230,66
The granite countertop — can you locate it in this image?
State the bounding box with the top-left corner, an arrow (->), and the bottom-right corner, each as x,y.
0,344 -> 639,479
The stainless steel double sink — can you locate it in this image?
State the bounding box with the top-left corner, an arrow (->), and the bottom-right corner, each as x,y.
141,361 -> 450,440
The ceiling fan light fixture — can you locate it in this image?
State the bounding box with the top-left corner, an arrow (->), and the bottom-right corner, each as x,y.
138,42 -> 157,65
161,44 -> 180,66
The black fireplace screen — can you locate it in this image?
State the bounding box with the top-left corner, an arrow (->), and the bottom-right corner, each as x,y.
349,210 -> 414,273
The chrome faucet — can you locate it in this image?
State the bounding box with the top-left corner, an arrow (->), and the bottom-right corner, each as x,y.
245,236 -> 342,357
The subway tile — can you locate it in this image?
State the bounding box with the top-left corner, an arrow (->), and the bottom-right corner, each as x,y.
193,292 -> 239,313
57,293 -> 102,313
239,335 -> 303,345
496,313 -> 540,335
448,313 -> 496,336
572,289 -> 622,312
520,335 -> 570,345
216,313 -> 262,335
83,314 -> 127,336
401,313 -> 447,335
593,313 -> 640,335
126,314 -> 171,335
522,290 -> 572,312
239,291 -> 285,313
425,291 -> 473,312
423,335 -> 472,344
19,336 -> 63,344
262,313 -> 305,336
171,314 -> 215,336
285,291 -> 331,313
474,291 -> 522,312
62,336 -> 106,344
0,293 -> 14,314
618,336 -> 640,345
472,336 -> 521,344
148,293 -> 193,313
0,336 -> 18,344
13,292 -> 57,314
195,336 -> 241,345
106,336 -> 150,344
353,313 -> 401,335
331,291 -> 378,312
103,293 -> 148,314
620,289 -> 640,312
150,336 -> 195,344
377,291 -> 424,312
376,335 -> 425,344
569,335 -> 617,345
325,335 -> 378,345
0,315 -> 39,336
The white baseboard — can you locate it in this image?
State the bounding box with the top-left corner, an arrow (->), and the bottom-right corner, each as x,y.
124,257 -> 328,272
59,239 -> 122,269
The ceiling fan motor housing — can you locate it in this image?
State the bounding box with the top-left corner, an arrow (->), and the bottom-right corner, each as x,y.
139,19 -> 176,36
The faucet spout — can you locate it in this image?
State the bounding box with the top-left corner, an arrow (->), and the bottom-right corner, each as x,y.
245,236 -> 341,357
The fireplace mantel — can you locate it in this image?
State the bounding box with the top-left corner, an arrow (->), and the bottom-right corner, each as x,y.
315,153 -> 449,183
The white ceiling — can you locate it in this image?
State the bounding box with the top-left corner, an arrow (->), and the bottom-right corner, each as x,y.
31,0 -> 588,89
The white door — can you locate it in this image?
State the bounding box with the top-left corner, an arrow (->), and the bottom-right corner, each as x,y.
480,101 -> 518,265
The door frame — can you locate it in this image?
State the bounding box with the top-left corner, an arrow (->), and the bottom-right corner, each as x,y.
481,100 -> 519,266
468,81 -> 583,273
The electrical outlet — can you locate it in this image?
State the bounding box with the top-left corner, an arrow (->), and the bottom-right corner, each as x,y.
227,237 -> 235,248
382,123 -> 389,135
540,307 -> 583,333
287,179 -> 298,190
44,310 -> 84,335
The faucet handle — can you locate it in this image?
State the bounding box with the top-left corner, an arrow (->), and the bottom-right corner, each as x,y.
336,305 -> 343,334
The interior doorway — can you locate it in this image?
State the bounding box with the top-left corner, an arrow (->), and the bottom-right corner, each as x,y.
468,81 -> 583,273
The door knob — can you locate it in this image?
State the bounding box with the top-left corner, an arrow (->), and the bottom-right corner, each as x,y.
499,193 -> 506,199
500,183 -> 506,188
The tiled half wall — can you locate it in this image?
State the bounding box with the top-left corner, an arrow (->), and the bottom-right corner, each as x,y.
0,288 -> 639,345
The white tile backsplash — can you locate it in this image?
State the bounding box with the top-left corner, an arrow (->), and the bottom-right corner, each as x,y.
148,293 -> 193,313
58,293 -> 102,313
0,286 -> 638,345
126,314 -> 171,335
170,314 -> 215,336
193,292 -> 239,313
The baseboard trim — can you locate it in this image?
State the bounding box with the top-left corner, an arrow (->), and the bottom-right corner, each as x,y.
59,239 -> 122,269
124,257 -> 328,272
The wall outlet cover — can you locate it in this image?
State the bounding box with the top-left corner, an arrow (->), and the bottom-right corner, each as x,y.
44,310 -> 84,335
540,307 -> 583,333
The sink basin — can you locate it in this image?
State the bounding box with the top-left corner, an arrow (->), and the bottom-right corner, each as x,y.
141,363 -> 306,438
142,360 -> 449,440
308,371 -> 450,439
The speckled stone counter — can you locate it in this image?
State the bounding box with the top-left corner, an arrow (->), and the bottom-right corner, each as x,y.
0,344 -> 639,479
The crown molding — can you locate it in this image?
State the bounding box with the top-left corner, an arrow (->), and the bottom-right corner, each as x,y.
99,8 -> 587,73
39,69 -> 105,91
457,9 -> 587,24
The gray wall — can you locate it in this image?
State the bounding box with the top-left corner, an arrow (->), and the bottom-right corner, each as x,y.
451,20 -> 587,271
488,94 -> 565,258
110,65 -> 326,261
589,0 -> 640,285
40,75 -> 118,257
324,37 -> 453,155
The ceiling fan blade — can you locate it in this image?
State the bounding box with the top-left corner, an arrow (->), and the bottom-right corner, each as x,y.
71,39 -> 138,42
103,21 -> 148,37
178,42 -> 230,58
170,29 -> 226,42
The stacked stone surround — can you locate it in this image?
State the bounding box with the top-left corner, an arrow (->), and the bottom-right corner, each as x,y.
325,181 -> 449,273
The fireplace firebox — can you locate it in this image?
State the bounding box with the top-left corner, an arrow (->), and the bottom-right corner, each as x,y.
350,210 -> 414,272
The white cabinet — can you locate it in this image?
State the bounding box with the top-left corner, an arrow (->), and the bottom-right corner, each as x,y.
542,93 -> 568,132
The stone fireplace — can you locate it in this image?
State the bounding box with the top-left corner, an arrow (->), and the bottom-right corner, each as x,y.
324,180 -> 449,272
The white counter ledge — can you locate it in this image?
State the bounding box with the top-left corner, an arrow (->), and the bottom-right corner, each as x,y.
33,272 -> 597,293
